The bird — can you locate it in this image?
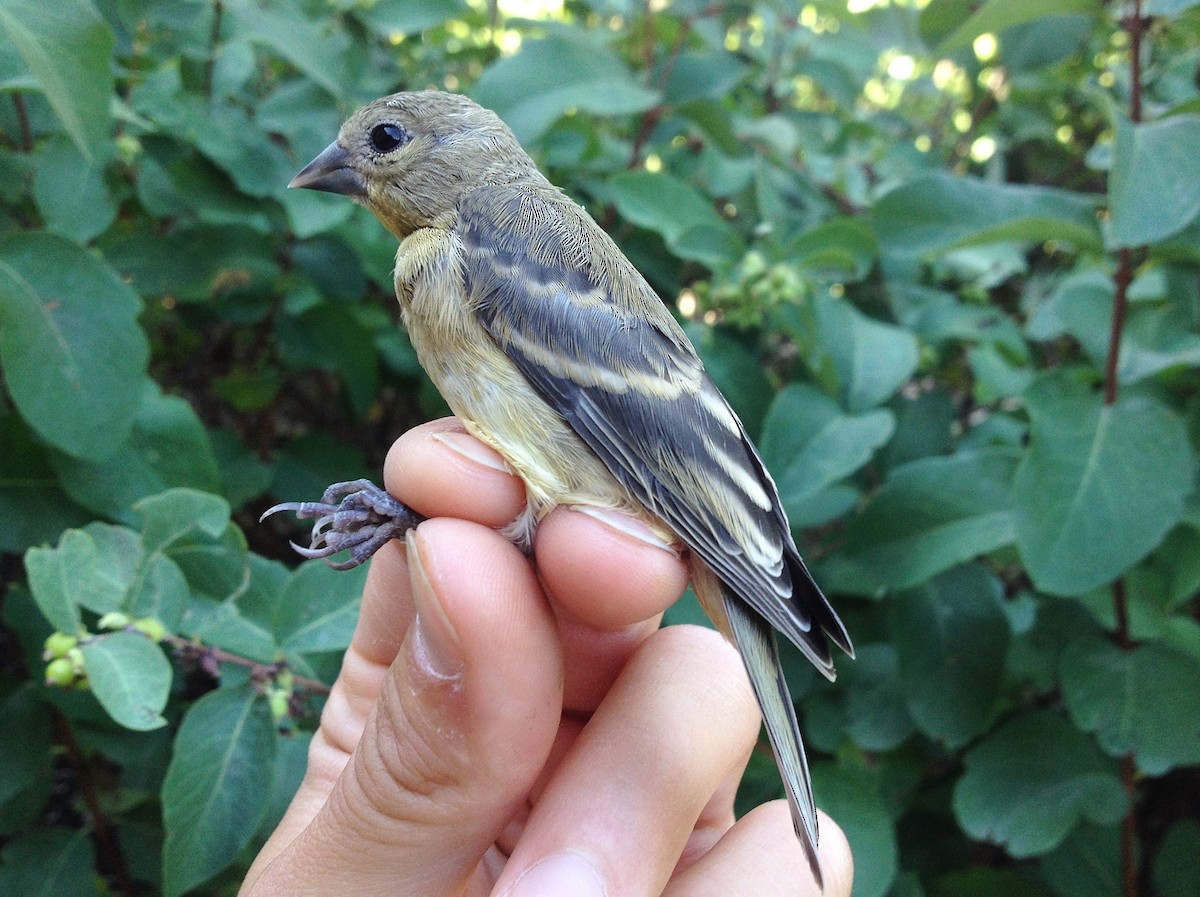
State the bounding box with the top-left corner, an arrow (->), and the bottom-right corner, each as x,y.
264,90 -> 853,884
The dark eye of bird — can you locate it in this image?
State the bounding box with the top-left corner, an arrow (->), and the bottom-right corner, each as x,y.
370,123 -> 408,153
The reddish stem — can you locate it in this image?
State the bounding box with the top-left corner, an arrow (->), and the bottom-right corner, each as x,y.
1107,6 -> 1144,897
54,712 -> 136,897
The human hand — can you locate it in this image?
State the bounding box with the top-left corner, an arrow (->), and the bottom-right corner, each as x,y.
240,418 -> 853,897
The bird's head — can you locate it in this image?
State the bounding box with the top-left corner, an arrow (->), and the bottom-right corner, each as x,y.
290,91 -> 540,238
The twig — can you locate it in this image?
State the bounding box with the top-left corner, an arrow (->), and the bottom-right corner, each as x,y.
12,93 -> 33,151
163,633 -> 332,695
1106,249 -> 1132,405
203,0 -> 224,100
1107,6 -> 1145,897
53,712 -> 137,897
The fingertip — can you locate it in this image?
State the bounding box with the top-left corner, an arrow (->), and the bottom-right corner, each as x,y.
412,518 -> 563,778
535,506 -> 689,630
262,518 -> 564,895
385,418 -> 528,528
814,809 -> 854,897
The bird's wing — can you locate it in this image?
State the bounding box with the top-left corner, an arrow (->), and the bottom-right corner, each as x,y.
458,185 -> 851,670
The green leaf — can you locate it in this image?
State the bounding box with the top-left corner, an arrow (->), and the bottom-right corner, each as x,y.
353,0 -> 468,35
1154,820 -> 1200,897
953,710 -> 1126,857
969,342 -> 1034,404
1108,114 -> 1200,248
81,631 -> 171,731
182,555 -> 287,662
134,488 -> 231,557
277,560 -> 367,654
1061,638 -> 1200,775
810,762 -> 897,897
931,868 -> 1051,897
51,383 -> 222,519
787,293 -> 916,412
23,528 -> 112,634
1013,374 -> 1195,595
609,170 -> 742,268
829,450 -> 1019,595
0,828 -> 99,897
1145,0 -> 1200,14
663,50 -> 748,104
875,174 -> 1101,258
1028,270 -> 1200,385
788,218 -> 879,282
292,303 -> 380,417
928,0 -> 1101,54
83,522 -> 143,610
892,565 -> 1010,748
32,136 -> 115,242
810,295 -> 919,412
841,644 -> 915,751
471,34 -> 658,144
257,730 -> 313,841
0,411 -> 92,552
759,383 -> 893,519
0,686 -> 53,807
229,0 -> 350,99
1040,823 -> 1121,897
0,0 -> 113,162
127,553 -> 190,631
880,387 -> 957,470
162,687 -> 277,897
0,233 -> 148,460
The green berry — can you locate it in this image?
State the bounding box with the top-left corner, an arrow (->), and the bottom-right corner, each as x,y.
98,612 -> 131,630
267,690 -> 290,724
275,668 -> 295,692
66,646 -> 86,676
131,617 -> 167,642
43,631 -> 78,660
45,657 -> 76,687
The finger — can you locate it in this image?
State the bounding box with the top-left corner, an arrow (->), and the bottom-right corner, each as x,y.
492,625 -> 760,897
663,804 -> 853,897
243,524 -> 416,881
535,505 -> 689,629
534,505 -> 690,714
242,519 -> 562,897
385,417 -> 528,527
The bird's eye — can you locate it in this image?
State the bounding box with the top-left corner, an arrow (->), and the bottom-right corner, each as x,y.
369,123 -> 408,153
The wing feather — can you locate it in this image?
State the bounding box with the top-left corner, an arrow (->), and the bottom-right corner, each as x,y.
458,185 -> 852,669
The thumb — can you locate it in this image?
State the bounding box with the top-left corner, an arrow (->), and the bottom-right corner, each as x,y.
244,519 -> 563,897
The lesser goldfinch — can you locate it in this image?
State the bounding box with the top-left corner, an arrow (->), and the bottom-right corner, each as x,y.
266,91 -> 853,882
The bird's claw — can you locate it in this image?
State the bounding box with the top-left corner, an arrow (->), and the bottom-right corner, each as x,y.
261,479 -> 426,570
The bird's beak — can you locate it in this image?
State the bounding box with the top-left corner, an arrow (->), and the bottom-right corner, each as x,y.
289,142 -> 368,196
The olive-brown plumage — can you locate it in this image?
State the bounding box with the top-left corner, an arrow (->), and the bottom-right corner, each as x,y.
275,90 -> 853,883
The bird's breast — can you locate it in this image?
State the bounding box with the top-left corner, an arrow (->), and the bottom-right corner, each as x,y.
393,228 -> 642,528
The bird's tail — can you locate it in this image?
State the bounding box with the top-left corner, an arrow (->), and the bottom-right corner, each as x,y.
721,588 -> 824,888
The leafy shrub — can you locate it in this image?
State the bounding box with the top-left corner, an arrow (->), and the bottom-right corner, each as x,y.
1,1 -> 1198,895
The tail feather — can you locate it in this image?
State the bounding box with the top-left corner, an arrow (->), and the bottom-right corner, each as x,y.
723,589 -> 824,888
788,550 -> 855,672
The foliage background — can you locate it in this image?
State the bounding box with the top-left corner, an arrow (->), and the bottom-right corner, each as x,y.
2,0 -> 1199,895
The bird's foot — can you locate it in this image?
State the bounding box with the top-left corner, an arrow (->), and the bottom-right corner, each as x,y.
260,479 -> 426,570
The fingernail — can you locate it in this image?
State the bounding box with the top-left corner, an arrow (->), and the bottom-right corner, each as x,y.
406,530 -> 464,679
432,431 -> 513,474
571,506 -> 677,553
503,852 -> 608,897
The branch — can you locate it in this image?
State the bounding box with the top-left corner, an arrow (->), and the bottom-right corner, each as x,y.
54,712 -> 137,897
1108,6 -> 1145,897
12,93 -> 33,152
163,633 -> 332,696
203,0 -> 224,100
